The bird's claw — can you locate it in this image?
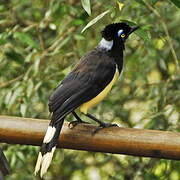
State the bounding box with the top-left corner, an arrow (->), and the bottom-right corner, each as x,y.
98,122 -> 119,128
68,120 -> 88,129
92,123 -> 119,134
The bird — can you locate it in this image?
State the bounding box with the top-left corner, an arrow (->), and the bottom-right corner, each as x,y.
34,22 -> 139,177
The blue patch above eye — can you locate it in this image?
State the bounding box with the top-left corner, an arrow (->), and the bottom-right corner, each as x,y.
117,29 -> 123,37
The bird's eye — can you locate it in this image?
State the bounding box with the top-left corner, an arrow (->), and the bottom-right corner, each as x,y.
121,34 -> 125,38
117,29 -> 123,37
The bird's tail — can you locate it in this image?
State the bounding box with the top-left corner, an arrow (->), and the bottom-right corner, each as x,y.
34,117 -> 64,177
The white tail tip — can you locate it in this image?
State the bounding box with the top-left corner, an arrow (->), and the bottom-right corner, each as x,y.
43,126 -> 56,143
40,147 -> 56,177
34,152 -> 43,176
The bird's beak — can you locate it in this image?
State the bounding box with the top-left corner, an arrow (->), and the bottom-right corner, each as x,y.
128,26 -> 139,35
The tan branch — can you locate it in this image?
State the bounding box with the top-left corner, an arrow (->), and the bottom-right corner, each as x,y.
0,116 -> 180,160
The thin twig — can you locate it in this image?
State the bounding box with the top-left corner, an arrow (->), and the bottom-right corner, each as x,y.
39,26 -> 76,63
0,75 -> 23,88
46,27 -> 75,52
38,32 -> 45,50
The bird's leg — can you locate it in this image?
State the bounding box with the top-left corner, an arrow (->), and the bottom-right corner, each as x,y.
68,111 -> 88,129
85,113 -> 118,128
72,111 -> 83,122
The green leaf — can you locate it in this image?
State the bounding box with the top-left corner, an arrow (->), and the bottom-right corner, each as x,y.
10,153 -> 17,168
16,151 -> 25,161
81,0 -> 91,15
14,32 -> 38,49
120,19 -> 137,26
72,19 -> 84,26
20,103 -> 27,117
74,34 -> 86,40
169,0 -> 180,8
134,0 -> 146,6
5,49 -> 24,64
33,57 -> 41,75
150,0 -> 159,5
5,91 -> 12,105
0,38 -> 6,45
135,28 -> 151,42
81,10 -> 110,33
27,79 -> 34,97
8,87 -> 22,107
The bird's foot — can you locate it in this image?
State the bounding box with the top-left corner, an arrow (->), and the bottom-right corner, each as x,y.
93,122 -> 119,134
68,120 -> 89,129
98,122 -> 119,128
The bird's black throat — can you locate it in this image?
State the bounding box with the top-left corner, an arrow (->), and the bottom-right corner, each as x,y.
110,39 -> 124,73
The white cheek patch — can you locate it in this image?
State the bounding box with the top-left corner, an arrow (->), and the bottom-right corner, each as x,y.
118,29 -> 123,37
99,38 -> 113,50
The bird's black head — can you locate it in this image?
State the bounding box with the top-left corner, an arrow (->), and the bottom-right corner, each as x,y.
101,22 -> 139,42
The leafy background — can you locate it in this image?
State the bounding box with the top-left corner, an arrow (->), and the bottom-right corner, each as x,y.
0,0 -> 179,179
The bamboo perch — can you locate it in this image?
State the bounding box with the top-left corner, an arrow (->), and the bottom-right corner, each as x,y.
0,116 -> 180,160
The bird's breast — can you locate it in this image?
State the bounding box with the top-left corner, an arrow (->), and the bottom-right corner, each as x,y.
79,67 -> 119,114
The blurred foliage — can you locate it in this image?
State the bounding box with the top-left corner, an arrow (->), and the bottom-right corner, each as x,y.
0,0 -> 180,179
